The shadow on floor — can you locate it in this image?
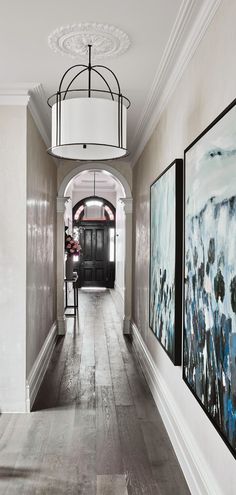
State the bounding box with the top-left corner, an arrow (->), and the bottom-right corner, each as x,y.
0,466 -> 40,478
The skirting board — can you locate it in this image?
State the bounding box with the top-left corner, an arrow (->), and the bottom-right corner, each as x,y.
131,321 -> 221,495
123,316 -> 131,335
26,321 -> 57,412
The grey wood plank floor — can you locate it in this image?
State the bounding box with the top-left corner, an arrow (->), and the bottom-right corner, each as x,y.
0,290 -> 190,495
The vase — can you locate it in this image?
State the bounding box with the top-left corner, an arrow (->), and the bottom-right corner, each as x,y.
65,255 -> 74,280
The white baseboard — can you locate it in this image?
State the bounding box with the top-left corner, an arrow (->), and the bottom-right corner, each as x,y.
26,321 -> 57,412
131,321 -> 221,495
123,316 -> 131,335
57,315 -> 66,335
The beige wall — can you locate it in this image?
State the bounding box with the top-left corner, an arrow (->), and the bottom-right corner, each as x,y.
132,1 -> 236,493
26,111 -> 57,376
0,106 -> 27,412
0,105 -> 57,412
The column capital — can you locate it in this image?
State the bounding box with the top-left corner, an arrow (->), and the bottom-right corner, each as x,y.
56,196 -> 70,213
119,197 -> 133,214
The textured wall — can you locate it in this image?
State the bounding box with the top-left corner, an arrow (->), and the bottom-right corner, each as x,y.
26,110 -> 57,376
0,106 -> 27,412
132,1 -> 236,493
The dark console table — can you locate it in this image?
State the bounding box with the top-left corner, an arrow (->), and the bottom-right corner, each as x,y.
64,273 -> 78,317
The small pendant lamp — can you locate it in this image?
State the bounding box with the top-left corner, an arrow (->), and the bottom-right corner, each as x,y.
47,44 -> 130,161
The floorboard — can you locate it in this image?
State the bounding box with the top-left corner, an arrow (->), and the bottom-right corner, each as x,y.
97,474 -> 128,495
0,289 -> 190,495
96,386 -> 122,475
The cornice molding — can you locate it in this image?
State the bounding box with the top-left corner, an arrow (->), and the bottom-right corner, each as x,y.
0,83 -> 51,149
130,0 -> 222,167
0,83 -> 37,105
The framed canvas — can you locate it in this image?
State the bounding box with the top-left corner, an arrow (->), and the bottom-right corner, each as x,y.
184,98 -> 236,458
149,159 -> 183,365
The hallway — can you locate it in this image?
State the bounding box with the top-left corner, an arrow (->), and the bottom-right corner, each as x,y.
0,291 -> 189,494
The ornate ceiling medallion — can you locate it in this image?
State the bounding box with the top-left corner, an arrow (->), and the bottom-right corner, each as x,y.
48,22 -> 131,59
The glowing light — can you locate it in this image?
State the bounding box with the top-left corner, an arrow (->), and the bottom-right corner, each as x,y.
74,205 -> 84,220
86,200 -> 103,207
104,205 -> 114,220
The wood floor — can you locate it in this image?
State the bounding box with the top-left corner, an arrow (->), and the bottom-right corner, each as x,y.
0,290 -> 190,494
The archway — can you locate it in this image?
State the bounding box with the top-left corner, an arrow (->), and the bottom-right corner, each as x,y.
58,162 -> 131,198
57,163 -> 133,336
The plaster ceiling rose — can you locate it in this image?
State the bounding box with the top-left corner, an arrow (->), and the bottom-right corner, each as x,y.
48,22 -> 131,59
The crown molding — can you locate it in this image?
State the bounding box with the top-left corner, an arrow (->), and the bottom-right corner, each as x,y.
0,83 -> 51,149
0,82 -> 38,105
130,0 -> 222,167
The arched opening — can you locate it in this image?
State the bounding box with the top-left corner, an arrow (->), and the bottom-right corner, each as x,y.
72,195 -> 116,288
58,162 -> 130,198
57,163 -> 133,335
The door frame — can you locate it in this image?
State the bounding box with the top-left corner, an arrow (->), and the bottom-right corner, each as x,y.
73,196 -> 116,288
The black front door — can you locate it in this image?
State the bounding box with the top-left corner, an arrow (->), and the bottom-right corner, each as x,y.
77,222 -> 114,288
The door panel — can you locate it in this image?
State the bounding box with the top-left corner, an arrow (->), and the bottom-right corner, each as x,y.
84,267 -> 93,282
95,229 -> 105,261
95,268 -> 104,282
77,222 -> 114,288
84,229 -> 93,258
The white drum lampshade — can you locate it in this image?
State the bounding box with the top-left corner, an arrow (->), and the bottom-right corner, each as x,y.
47,45 -> 130,161
50,97 -> 127,160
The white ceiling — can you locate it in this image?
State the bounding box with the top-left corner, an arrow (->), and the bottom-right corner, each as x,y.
0,0 -> 219,163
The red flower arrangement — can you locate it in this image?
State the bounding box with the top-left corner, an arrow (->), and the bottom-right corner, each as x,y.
65,234 -> 82,257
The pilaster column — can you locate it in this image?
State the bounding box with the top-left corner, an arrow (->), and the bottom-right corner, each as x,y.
119,197 -> 133,334
56,196 -> 70,335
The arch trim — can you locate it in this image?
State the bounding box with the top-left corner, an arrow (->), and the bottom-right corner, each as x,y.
58,162 -> 132,198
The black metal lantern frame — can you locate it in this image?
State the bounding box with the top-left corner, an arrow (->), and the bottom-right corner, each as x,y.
47,45 -> 131,160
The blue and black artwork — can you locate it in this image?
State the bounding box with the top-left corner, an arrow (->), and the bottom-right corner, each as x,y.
150,160 -> 182,365
184,100 -> 236,456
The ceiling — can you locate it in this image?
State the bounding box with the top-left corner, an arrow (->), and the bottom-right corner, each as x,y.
0,0 -> 216,163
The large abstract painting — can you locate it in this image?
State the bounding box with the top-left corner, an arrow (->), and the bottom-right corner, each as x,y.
184,99 -> 236,457
149,159 -> 183,365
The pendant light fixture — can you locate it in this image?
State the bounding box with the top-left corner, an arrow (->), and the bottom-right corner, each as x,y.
93,171 -> 96,197
47,44 -> 130,161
